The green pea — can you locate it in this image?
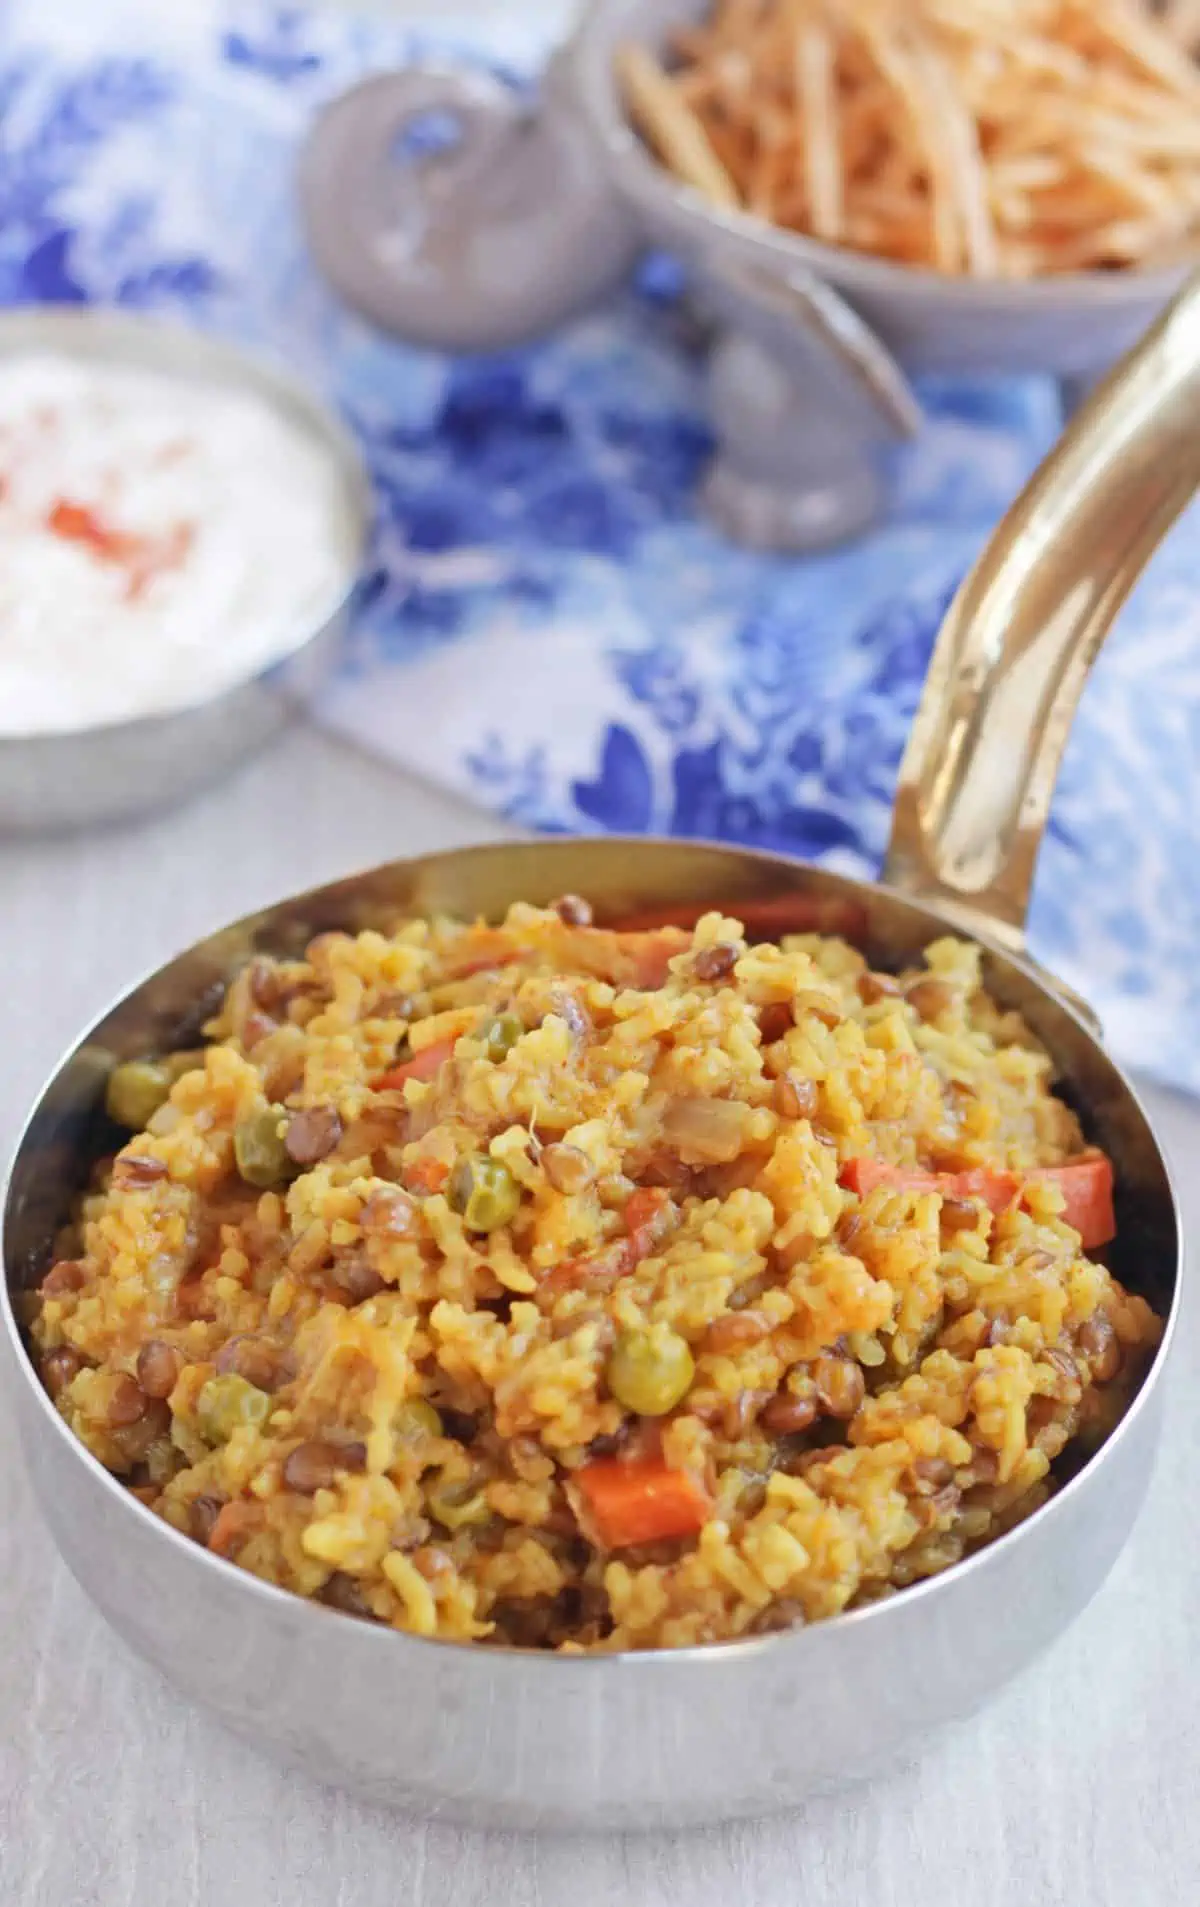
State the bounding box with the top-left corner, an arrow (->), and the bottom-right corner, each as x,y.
448,1155 -> 521,1233
196,1373 -> 271,1444
105,1060 -> 171,1131
233,1105 -> 294,1187
397,1398 -> 442,1441
606,1327 -> 695,1417
427,1481 -> 491,1530
479,1011 -> 523,1062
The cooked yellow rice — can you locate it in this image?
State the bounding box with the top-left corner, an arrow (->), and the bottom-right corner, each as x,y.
32,900 -> 1161,1651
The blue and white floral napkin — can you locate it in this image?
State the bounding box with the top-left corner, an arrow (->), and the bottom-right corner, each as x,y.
3,0 -> 1198,1092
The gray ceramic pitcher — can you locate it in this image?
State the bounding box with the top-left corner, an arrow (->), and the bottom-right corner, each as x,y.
300,0 -> 1192,551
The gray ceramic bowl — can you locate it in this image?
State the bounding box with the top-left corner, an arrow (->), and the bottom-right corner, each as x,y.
0,307 -> 369,834
300,0 -> 1194,550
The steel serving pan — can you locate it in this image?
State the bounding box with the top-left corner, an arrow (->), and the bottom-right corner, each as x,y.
0,306 -> 370,834
299,0 -> 1197,550
2,279 -> 1197,1830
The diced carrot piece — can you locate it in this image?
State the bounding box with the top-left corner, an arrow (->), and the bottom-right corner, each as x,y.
540,1188 -> 671,1297
623,1185 -> 671,1260
948,1167 -> 1021,1215
207,1501 -> 263,1556
1026,1152 -> 1115,1249
540,1241 -> 628,1297
374,1037 -> 456,1091
576,1457 -> 711,1549
839,1153 -> 1114,1247
838,1158 -> 1018,1213
838,1158 -> 939,1199
610,896 -> 869,941
538,1255 -> 585,1297
404,1156 -> 450,1195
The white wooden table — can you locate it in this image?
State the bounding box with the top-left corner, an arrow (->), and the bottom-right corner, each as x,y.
0,725 -> 1196,1907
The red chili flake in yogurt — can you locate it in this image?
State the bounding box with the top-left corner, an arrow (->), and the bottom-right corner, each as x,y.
0,353 -> 350,734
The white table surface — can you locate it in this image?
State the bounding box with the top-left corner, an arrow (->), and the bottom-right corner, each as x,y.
2,1 -> 1198,1897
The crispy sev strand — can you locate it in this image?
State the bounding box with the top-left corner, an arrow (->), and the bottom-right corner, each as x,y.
616,42 -> 742,210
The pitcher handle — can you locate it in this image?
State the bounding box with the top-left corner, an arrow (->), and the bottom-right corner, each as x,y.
299,65 -> 638,352
884,268 -> 1200,952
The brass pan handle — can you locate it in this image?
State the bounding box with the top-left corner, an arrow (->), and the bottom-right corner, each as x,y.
884,268 -> 1200,952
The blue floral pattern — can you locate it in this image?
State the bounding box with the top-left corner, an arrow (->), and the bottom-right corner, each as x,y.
2,0 -> 1199,1093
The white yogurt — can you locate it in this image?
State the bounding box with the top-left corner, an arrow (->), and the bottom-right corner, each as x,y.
0,352 -> 355,735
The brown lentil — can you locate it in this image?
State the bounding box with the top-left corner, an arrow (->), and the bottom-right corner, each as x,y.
413,1545 -> 454,1582
722,1389 -> 768,1439
963,1448 -> 1000,1487
693,941 -> 739,982
285,1105 -> 344,1166
761,1390 -> 819,1436
857,971 -> 902,1004
541,1143 -> 594,1194
116,1398 -> 171,1461
906,978 -> 955,1022
283,1439 -> 367,1495
190,1495 -> 224,1544
42,1345 -> 83,1396
1045,1347 -> 1082,1390
789,1443 -> 849,1476
1077,1311 -> 1123,1383
136,1340 -> 183,1399
215,1335 -> 283,1392
1027,1395 -> 1063,1438
702,1311 -> 770,1355
910,1457 -> 955,1494
747,1599 -> 807,1634
813,1354 -> 866,1419
913,1482 -> 962,1528
772,1230 -> 818,1274
247,957 -> 280,1009
240,1010 -> 278,1052
373,991 -> 417,1021
111,1154 -> 169,1189
757,1002 -> 793,1044
320,1571 -> 377,1618
107,1374 -> 150,1426
793,990 -> 843,1028
550,986 -> 592,1044
360,1188 -> 418,1238
331,1252 -> 387,1304
552,894 -> 593,927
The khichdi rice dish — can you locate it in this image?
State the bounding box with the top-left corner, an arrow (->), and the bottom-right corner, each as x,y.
32,898 -> 1161,1651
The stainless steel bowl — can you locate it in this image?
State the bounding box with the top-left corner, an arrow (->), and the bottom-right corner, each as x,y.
0,307 -> 370,834
299,0 -> 1196,549
2,283 -> 1196,1831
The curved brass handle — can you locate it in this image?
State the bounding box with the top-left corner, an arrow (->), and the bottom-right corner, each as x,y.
884,268 -> 1200,951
